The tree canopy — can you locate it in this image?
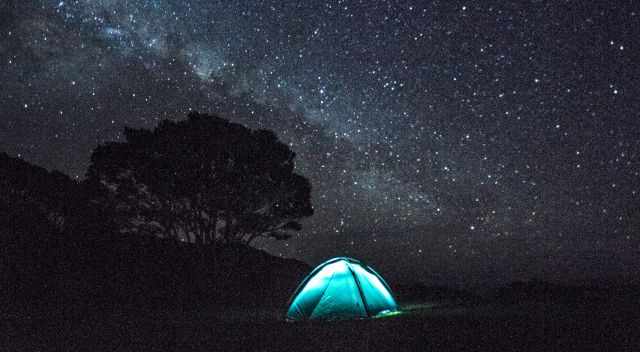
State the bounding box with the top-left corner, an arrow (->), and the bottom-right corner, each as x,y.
86,112 -> 313,245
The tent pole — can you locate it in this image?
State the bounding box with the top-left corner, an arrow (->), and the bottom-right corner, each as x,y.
346,262 -> 371,317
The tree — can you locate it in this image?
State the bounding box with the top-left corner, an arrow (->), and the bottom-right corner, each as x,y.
86,112 -> 313,245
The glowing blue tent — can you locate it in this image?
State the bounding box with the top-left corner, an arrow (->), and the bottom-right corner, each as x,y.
286,257 -> 398,320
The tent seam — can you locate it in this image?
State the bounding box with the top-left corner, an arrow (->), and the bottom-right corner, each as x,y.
346,261 -> 371,317
308,269 -> 337,319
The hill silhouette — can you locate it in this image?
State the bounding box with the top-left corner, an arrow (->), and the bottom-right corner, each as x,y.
1,114 -> 313,313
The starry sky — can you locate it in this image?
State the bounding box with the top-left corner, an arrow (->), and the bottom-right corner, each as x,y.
2,0 -> 639,287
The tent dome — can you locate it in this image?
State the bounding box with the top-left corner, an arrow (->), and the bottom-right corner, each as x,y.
286,257 -> 398,320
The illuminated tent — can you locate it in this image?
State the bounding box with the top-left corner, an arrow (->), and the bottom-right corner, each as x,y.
286,257 -> 398,320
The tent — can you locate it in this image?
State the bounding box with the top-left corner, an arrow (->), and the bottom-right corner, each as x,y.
286,257 -> 398,320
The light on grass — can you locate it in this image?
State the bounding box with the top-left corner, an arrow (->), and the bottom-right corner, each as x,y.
374,309 -> 404,318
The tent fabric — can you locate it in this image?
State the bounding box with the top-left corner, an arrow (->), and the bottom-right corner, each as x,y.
286,257 -> 398,320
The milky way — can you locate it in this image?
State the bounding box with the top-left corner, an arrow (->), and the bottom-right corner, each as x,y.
1,1 -> 639,286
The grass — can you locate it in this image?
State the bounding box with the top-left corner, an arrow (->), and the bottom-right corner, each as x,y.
3,299 -> 638,351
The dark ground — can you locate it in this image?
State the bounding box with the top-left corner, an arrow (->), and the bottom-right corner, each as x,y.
3,296 -> 639,352
3,137 -> 639,351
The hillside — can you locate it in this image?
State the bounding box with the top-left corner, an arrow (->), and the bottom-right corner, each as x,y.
0,152 -> 310,312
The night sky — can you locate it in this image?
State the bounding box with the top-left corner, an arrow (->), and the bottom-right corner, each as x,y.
2,1 -> 639,287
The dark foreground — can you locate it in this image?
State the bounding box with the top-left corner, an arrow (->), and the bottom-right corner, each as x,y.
3,298 -> 639,352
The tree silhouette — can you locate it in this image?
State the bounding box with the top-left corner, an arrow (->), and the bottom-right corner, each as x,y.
86,112 -> 313,245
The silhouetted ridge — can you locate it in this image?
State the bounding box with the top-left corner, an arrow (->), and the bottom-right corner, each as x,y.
1,113 -> 313,311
